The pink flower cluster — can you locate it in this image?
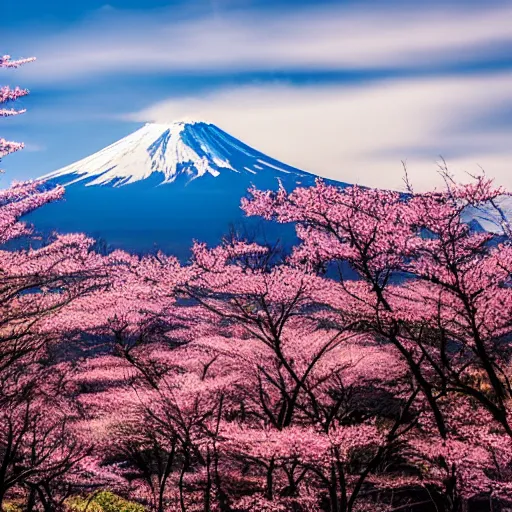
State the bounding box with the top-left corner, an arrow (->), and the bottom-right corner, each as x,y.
0,54 -> 34,167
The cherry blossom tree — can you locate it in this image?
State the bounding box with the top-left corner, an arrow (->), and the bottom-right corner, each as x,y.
0,363 -> 91,511
0,226 -> 125,510
239,176 -> 512,509
0,54 -> 141,509
0,224 -> 137,509
242,178 -> 512,433
67,240 -> 436,511
76,336 -> 415,511
0,54 -> 35,165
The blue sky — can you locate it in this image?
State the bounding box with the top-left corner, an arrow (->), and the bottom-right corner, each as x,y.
2,0 -> 512,190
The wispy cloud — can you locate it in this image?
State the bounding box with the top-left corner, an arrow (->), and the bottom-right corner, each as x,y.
21,142 -> 47,152
9,2 -> 512,84
127,72 -> 512,191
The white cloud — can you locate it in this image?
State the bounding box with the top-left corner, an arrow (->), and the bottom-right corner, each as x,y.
22,142 -> 47,152
126,72 -> 512,191
9,2 -> 512,83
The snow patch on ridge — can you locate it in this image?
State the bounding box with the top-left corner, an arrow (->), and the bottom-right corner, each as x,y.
461,195 -> 512,235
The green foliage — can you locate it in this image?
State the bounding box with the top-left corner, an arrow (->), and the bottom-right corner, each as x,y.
66,491 -> 145,512
2,502 -> 23,512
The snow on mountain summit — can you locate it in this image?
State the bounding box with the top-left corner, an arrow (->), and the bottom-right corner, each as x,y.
42,121 -> 310,187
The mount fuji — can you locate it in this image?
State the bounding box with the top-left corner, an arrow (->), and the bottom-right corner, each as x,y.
25,121 -> 345,257
42,121 -> 318,187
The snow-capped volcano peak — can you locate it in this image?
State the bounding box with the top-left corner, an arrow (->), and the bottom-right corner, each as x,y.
42,121 -> 309,187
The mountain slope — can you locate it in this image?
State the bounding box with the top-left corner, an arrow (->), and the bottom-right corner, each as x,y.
27,121 -> 344,258
42,121 -> 315,187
